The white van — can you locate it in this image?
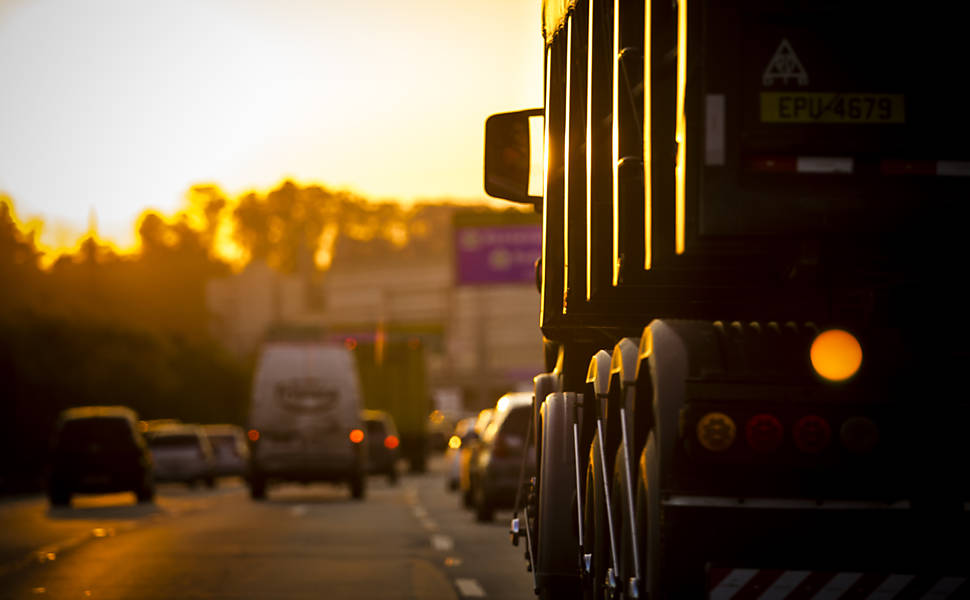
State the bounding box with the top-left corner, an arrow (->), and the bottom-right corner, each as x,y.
247,342 -> 366,500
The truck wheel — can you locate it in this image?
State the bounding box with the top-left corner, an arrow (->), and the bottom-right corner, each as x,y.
582,437 -> 608,600
48,485 -> 71,508
536,393 -> 582,600
249,476 -> 266,500
350,471 -> 366,500
637,433 -> 662,600
136,481 -> 155,504
474,484 -> 494,522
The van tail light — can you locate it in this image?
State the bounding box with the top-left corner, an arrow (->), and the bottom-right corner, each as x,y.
247,429 -> 260,442
384,435 -> 399,449
793,415 -> 832,453
349,429 -> 365,444
840,417 -> 879,454
745,414 -> 783,453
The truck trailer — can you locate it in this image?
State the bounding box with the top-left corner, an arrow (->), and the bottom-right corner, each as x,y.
484,1 -> 970,598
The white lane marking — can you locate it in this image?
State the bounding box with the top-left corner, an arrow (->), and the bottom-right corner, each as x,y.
290,505 -> 308,517
420,517 -> 438,531
455,578 -> 486,597
922,577 -> 967,598
413,506 -> 428,519
431,534 -> 454,552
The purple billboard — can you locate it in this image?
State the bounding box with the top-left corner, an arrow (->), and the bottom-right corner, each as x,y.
455,224 -> 542,285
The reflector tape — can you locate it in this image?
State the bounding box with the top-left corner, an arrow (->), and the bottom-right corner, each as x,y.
882,160 -> 970,176
707,568 -> 968,599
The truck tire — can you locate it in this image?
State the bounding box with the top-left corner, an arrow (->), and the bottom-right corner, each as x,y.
536,393 -> 582,600
249,475 -> 266,500
48,485 -> 71,508
350,470 -> 366,500
581,449 -> 606,600
474,482 -> 494,522
136,481 -> 155,504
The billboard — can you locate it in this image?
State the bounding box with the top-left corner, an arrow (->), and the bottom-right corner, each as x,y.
454,223 -> 541,285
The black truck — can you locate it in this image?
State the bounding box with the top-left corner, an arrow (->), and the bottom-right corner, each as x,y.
483,1 -> 970,598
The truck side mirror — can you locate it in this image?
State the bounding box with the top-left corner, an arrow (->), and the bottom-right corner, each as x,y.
483,109 -> 543,205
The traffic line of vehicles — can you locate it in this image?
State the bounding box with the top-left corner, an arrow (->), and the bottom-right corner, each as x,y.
46,406 -> 250,507
43,341 -> 412,508
448,392 -> 537,524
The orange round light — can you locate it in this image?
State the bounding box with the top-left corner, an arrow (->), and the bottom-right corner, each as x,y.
810,329 -> 862,382
349,429 -> 364,444
384,435 -> 399,449
448,435 -> 462,450
247,429 -> 260,442
696,412 -> 736,452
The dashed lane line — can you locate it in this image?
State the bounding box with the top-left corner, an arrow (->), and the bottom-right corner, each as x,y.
455,578 -> 486,598
431,534 -> 454,552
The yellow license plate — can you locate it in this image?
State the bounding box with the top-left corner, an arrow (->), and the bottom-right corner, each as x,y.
761,93 -> 905,123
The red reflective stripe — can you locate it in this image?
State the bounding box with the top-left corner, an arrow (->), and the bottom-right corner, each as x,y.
748,157 -> 797,172
784,571 -> 843,600
881,159 -> 936,175
708,567 -> 733,591
732,569 -> 787,600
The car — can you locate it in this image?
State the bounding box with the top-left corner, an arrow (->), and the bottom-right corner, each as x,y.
47,405 -> 155,507
444,417 -> 475,492
361,409 -> 401,485
468,392 -> 535,522
146,424 -> 216,488
458,407 -> 495,508
201,424 -> 250,480
247,342 -> 367,500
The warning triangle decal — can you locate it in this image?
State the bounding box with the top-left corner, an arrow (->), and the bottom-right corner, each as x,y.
762,39 -> 809,86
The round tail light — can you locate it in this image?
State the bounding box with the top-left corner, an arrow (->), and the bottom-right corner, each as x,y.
792,415 -> 832,453
840,417 -> 879,454
696,412 -> 736,452
349,429 -> 365,444
745,414 -> 783,453
384,435 -> 399,449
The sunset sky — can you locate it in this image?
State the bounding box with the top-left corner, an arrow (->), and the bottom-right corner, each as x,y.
0,0 -> 543,250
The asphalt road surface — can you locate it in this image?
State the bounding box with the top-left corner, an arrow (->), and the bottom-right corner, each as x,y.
0,455 -> 536,600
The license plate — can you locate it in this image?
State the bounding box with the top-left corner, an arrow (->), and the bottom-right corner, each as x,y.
761,92 -> 905,123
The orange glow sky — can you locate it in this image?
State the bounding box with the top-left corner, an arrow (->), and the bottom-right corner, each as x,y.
0,0 -> 543,251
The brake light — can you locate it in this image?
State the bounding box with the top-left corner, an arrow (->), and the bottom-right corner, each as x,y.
349,429 -> 364,444
247,429 -> 260,442
745,414 -> 783,453
384,435 -> 399,449
840,417 -> 879,454
696,412 -> 736,452
792,415 -> 832,453
810,329 -> 862,382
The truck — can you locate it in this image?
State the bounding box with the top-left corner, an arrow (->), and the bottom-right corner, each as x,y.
351,336 -> 432,473
483,2 -> 970,599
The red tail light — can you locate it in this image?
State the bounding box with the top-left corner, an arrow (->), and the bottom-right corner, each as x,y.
792,415 -> 832,453
247,429 -> 260,442
384,435 -> 399,449
745,414 -> 783,453
349,429 -> 364,444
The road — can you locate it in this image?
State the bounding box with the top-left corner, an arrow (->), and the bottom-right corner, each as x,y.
0,455 -> 535,600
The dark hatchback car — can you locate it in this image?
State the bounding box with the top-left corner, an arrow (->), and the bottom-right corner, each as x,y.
361,409 -> 401,485
469,392 -> 535,522
47,406 -> 155,507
